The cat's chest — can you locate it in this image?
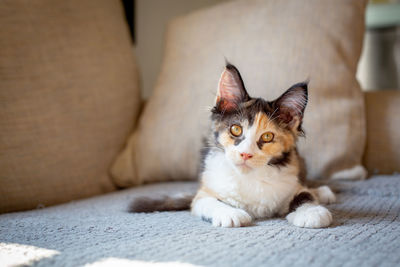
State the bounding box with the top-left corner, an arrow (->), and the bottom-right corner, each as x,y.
203,152 -> 299,218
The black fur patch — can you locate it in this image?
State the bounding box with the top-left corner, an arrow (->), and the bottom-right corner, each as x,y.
212,98 -> 275,125
130,197 -> 166,213
256,139 -> 264,150
213,131 -> 219,140
234,137 -> 244,146
198,137 -> 211,173
129,195 -> 192,213
289,192 -> 314,213
268,151 -> 291,168
247,99 -> 276,126
201,216 -> 212,223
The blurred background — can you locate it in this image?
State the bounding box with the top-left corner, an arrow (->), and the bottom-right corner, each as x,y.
123,0 -> 400,98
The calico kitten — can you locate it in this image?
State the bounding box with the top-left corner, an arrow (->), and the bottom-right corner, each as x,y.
131,64 -> 336,228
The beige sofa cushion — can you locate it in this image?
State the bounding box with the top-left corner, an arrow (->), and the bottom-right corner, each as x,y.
0,0 -> 140,213
112,0 -> 367,186
364,91 -> 400,175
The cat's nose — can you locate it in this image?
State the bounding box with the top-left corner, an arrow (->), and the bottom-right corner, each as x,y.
240,152 -> 253,160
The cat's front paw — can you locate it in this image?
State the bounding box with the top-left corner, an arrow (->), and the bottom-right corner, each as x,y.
286,204 -> 332,228
316,186 -> 336,204
212,208 -> 252,228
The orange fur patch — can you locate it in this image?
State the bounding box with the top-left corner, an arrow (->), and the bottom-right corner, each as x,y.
213,111 -> 299,171
253,112 -> 295,157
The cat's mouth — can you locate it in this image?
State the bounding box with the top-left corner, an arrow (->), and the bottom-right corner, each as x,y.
236,162 -> 253,171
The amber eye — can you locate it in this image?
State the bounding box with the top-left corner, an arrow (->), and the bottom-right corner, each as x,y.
261,132 -> 274,142
230,124 -> 242,137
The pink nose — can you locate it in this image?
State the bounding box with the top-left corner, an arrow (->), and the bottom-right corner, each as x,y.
240,152 -> 253,160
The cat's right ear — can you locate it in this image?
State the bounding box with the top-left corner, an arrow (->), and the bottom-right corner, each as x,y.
215,64 -> 250,113
274,82 -> 308,132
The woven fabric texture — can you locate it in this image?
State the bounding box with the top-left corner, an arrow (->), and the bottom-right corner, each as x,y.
0,175 -> 399,266
364,90 -> 400,175
112,0 -> 368,186
0,0 -> 141,212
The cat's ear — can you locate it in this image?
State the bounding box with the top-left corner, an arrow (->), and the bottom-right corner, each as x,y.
274,82 -> 308,132
215,64 -> 250,113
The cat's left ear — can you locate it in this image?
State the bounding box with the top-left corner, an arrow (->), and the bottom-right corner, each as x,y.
215,64 -> 250,113
274,82 -> 308,132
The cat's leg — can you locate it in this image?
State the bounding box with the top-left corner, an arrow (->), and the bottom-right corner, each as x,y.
286,190 -> 332,228
191,190 -> 252,228
312,185 -> 336,205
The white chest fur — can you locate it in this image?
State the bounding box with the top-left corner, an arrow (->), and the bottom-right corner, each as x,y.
202,150 -> 300,218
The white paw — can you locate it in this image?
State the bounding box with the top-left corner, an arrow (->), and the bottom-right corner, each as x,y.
317,186 -> 336,204
212,208 -> 252,228
286,204 -> 332,228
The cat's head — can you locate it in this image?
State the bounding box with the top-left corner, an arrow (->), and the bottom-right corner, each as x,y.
211,64 -> 307,173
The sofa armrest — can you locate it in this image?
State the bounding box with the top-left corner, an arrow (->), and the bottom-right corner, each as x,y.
364,90 -> 400,175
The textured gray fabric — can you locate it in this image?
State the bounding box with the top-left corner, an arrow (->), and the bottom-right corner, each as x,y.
1,175 -> 400,267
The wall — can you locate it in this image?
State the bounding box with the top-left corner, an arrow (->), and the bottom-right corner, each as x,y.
357,27 -> 400,90
135,1 -> 400,97
135,0 -> 229,99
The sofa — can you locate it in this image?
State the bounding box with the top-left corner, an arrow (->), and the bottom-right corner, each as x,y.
1,0 -> 400,266
2,92 -> 400,267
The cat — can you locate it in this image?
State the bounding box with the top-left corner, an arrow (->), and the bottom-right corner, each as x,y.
131,63 -> 336,228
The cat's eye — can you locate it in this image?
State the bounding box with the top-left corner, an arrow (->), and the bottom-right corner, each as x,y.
261,132 -> 274,142
230,124 -> 242,137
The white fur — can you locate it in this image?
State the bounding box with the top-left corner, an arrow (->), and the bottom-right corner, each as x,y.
233,121 -> 258,159
330,165 -> 367,180
315,186 -> 336,204
200,150 -> 301,219
193,111 -> 334,228
191,197 -> 252,227
286,203 -> 332,228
